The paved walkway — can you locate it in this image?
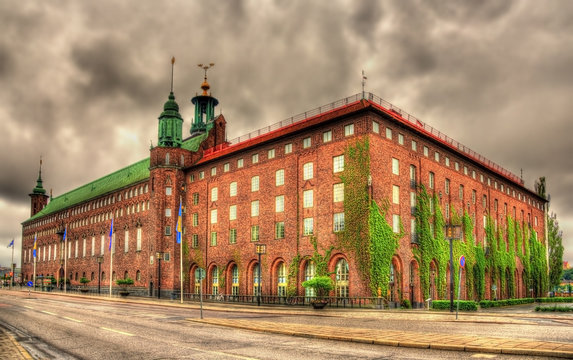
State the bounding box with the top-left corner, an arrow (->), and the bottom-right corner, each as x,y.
0,327 -> 32,360
190,318 -> 573,358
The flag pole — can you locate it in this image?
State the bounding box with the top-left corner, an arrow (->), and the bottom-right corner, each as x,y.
178,196 -> 183,304
109,217 -> 114,297
10,239 -> 14,289
33,233 -> 37,292
64,227 -> 67,293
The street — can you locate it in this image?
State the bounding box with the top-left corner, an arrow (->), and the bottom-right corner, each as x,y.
0,290 -> 570,359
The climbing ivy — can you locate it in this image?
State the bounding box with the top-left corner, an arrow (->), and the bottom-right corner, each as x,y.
286,253 -> 301,297
368,200 -> 400,296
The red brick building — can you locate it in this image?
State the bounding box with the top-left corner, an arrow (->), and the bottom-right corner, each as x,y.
21,75 -> 547,304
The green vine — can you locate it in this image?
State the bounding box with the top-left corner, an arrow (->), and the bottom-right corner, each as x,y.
286,253 -> 301,297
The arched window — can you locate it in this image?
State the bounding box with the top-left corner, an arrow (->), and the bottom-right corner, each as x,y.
231,265 -> 239,296
136,270 -> 141,282
304,261 -> 316,297
90,272 -> 95,281
335,259 -> 349,298
112,271 -> 116,281
253,264 -> 260,296
124,271 -> 129,279
389,263 -> 396,302
165,153 -> 170,165
277,263 -> 287,297
211,267 -> 219,295
101,271 -> 105,281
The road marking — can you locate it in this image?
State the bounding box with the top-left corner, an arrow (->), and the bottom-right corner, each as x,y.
63,316 -> 83,323
23,306 -> 34,309
186,346 -> 259,360
100,327 -> 134,336
41,310 -> 57,316
470,355 -> 497,359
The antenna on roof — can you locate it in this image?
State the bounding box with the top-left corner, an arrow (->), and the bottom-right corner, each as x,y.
170,57 -> 175,92
520,168 -> 523,182
362,70 -> 367,99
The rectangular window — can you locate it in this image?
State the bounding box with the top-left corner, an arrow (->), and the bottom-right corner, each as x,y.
229,205 -> 237,221
472,170 -> 477,180
251,200 -> 259,217
268,149 -> 275,159
275,169 -> 284,186
386,128 -> 392,139
482,195 -> 487,208
303,162 -> 313,180
392,185 -> 400,204
410,191 -> 416,208
480,174 -> 484,183
429,172 -> 435,189
210,209 -> 217,224
124,230 -> 129,253
333,155 -> 344,173
190,174 -> 195,183
165,226 -> 171,236
303,190 -> 314,208
275,222 -> 285,239
372,121 -> 380,134
166,186 -> 172,195
445,179 -> 450,195
237,158 -> 244,168
251,225 -> 259,242
410,165 -> 416,186
83,238 -> 86,257
344,124 -> 354,136
224,162 -> 230,172
251,176 -> 259,192
333,213 -> 345,232
455,162 -> 459,171
392,214 -> 400,233
199,171 -> 205,179
91,236 -> 95,256
472,190 -> 476,204
211,187 -> 218,201
434,152 -> 440,162
252,153 -> 259,164
229,182 -> 237,197
333,183 -> 344,202
411,140 -> 417,151
193,213 -> 198,226
392,158 -> 399,175
211,166 -> 216,176
464,166 -> 468,176
284,143 -> 292,154
445,157 -> 450,167
210,232 -> 217,246
303,218 -> 314,235
323,130 -> 332,142
459,185 -> 464,200
430,197 -> 435,214
423,146 -> 429,157
192,234 -> 199,248
398,133 -> 404,145
75,240 -> 78,258
100,235 -> 104,255
303,137 -> 311,149
229,229 -> 237,244
275,195 -> 284,212
193,192 -> 199,205
136,228 -> 142,251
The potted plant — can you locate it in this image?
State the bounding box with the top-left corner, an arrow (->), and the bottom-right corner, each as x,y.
79,277 -> 90,293
116,277 -> 134,297
302,275 -> 334,309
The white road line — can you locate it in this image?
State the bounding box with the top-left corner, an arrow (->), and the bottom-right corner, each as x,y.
100,327 -> 135,336
63,316 -> 83,323
41,310 -> 57,316
186,347 -> 259,360
23,306 -> 34,309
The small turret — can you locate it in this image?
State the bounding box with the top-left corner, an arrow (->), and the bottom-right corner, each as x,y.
191,63 -> 219,134
157,58 -> 184,148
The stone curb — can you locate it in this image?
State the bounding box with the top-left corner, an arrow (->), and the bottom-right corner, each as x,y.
0,328 -> 33,360
190,318 -> 573,359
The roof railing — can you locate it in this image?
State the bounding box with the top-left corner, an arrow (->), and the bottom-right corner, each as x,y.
223,92 -> 523,187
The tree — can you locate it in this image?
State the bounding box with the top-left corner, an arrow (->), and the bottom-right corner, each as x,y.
534,177 -> 547,199
548,213 -> 564,288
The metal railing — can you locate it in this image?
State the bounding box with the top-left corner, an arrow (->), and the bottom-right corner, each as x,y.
217,92 -> 523,188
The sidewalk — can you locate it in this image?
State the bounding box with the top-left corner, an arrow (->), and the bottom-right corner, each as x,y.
190,317 -> 573,359
0,326 -> 32,360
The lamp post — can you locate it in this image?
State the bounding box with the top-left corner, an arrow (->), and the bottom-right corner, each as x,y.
56,225 -> 66,292
97,256 -> 104,294
156,252 -> 164,299
255,244 -> 266,306
445,223 -> 462,312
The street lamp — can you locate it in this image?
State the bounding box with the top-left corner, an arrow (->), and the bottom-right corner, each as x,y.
255,244 -> 266,306
56,225 -> 66,292
156,252 -> 164,299
97,256 -> 104,294
445,223 -> 462,312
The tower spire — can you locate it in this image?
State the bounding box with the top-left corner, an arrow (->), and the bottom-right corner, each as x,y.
170,57 -> 175,93
33,157 -> 46,195
157,57 -> 183,147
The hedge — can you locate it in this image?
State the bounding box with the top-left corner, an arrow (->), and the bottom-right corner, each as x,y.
535,305 -> 573,312
536,297 -> 573,303
431,300 -> 478,311
479,298 -> 534,308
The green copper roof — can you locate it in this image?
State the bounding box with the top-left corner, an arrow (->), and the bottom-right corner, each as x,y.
158,92 -> 184,147
25,131 -> 211,224
25,158 -> 151,223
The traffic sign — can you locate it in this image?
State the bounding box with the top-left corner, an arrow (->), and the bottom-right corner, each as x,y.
26,281 -> 33,287
195,268 -> 205,281
459,255 -> 465,268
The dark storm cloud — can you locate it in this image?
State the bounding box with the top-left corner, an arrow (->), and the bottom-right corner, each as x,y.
0,0 -> 572,267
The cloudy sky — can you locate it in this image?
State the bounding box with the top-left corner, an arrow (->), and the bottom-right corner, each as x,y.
1,0 -> 571,269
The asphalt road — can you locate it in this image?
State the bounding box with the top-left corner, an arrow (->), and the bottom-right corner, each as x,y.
0,291 -> 567,359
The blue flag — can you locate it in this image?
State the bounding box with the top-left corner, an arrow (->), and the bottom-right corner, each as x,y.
7,239 -> 14,248
176,199 -> 182,244
33,234 -> 37,258
63,227 -> 67,242
108,218 -> 114,251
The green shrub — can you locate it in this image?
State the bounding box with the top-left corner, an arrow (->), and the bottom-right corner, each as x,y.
79,277 -> 91,285
431,300 -> 477,311
302,276 -> 333,298
401,299 -> 412,309
479,298 -> 534,308
535,305 -> 573,312
116,278 -> 134,286
536,297 -> 573,303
